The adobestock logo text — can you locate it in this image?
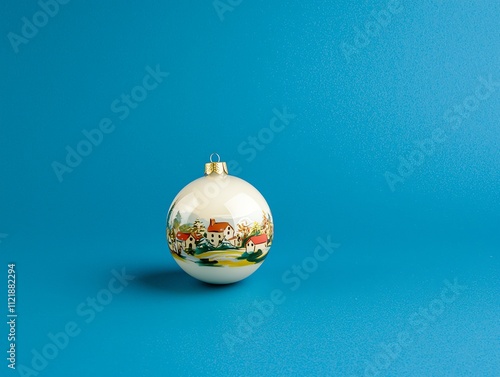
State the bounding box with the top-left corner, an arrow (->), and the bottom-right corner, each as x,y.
51,64 -> 169,183
7,0 -> 71,54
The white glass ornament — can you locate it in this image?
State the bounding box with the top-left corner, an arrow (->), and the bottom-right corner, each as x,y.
166,153 -> 274,284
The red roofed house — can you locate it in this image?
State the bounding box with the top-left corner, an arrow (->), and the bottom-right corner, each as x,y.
207,218 -> 234,247
245,234 -> 268,253
176,232 -> 201,251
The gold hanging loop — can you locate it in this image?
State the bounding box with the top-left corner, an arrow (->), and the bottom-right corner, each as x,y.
205,153 -> 228,175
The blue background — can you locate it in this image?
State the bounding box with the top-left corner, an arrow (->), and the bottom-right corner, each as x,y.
1,1 -> 499,376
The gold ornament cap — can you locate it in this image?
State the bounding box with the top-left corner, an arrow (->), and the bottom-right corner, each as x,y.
204,153 -> 228,175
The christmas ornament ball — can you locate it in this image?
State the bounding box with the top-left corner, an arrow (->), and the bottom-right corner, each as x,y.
166,154 -> 274,284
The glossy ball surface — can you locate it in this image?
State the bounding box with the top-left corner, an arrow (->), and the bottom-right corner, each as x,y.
166,173 -> 273,284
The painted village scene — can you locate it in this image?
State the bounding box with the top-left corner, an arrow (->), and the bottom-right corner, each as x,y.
167,211 -> 273,267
